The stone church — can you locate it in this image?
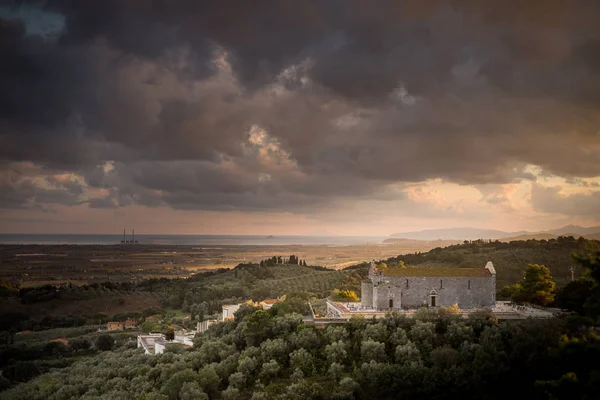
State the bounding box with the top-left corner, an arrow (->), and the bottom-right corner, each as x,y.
361,260 -> 496,310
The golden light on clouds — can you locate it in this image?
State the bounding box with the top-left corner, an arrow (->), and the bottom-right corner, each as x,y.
2,2 -> 600,235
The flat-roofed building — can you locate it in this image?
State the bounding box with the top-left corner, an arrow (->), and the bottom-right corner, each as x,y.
107,321 -> 124,331
137,333 -> 194,355
197,319 -> 218,333
222,304 -> 242,321
124,319 -> 137,329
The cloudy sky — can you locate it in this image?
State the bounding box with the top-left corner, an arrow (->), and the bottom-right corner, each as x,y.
1,1 -> 600,236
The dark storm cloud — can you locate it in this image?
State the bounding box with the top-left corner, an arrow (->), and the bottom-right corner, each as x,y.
0,165 -> 84,209
1,0 -> 600,212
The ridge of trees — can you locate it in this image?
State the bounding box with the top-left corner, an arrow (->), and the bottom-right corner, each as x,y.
259,255 -> 308,266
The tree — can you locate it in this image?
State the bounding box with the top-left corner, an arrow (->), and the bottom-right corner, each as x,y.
325,340 -> 347,364
360,339 -> 387,363
69,339 -> 91,352
94,334 -> 114,351
3,361 -> 40,383
430,346 -> 460,369
328,362 -> 344,381
179,381 -> 209,400
197,365 -> 221,398
574,250 -> 600,320
228,371 -> 246,389
290,348 -> 314,375
234,304 -> 258,323
259,359 -> 280,382
141,320 -> 161,333
332,289 -> 359,302
161,369 -> 199,399
222,387 -> 241,400
395,341 -> 422,366
165,326 -> 175,341
362,323 -> 388,342
338,377 -> 359,397
243,310 -> 272,346
555,279 -> 593,315
510,264 -> 556,306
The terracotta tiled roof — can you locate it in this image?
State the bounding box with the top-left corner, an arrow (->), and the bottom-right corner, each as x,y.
50,338 -> 69,345
384,267 -> 492,277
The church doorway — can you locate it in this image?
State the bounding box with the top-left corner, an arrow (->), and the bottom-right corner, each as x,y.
389,299 -> 393,309
429,289 -> 438,307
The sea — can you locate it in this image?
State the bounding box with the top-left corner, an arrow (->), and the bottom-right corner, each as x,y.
0,234 -> 387,246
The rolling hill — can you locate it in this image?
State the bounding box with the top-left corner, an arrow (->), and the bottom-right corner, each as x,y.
389,227 -> 516,240
389,225 -> 600,241
377,237 -> 600,290
498,233 -> 561,242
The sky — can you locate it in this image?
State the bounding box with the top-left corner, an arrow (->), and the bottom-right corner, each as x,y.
1,1 -> 600,236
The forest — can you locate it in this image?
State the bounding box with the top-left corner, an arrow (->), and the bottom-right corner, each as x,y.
1,241 -> 600,398
1,247 -> 599,399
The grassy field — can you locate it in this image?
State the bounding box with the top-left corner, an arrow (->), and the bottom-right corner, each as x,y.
163,308 -> 189,318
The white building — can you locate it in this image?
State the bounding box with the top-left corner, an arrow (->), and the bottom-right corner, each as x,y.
137,333 -> 165,355
137,333 -> 194,355
197,319 -> 218,333
222,304 -> 242,321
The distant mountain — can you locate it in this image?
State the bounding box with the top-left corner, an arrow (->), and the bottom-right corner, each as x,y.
584,232 -> 600,240
389,225 -> 600,241
381,238 -> 462,247
499,233 -> 558,242
547,225 -> 600,236
389,227 -> 522,240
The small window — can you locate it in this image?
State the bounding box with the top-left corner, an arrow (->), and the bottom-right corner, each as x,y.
468,280 -> 471,290
406,279 -> 409,289
440,279 -> 443,289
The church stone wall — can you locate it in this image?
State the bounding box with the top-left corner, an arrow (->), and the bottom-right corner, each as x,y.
385,276 -> 495,309
373,283 -> 403,311
361,281 -> 374,308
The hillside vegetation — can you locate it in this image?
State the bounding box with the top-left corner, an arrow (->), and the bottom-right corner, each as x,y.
156,262 -> 347,318
364,237 -> 599,289
5,284 -> 600,400
3,247 -> 600,397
